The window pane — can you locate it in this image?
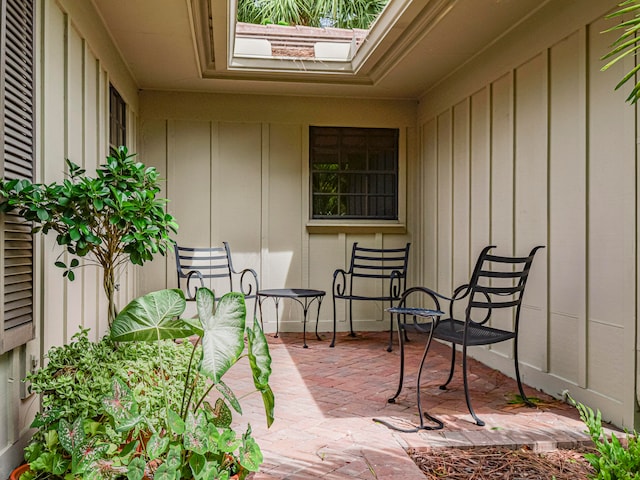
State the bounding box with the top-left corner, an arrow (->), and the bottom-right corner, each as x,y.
109,85 -> 126,148
310,126 -> 398,220
313,172 -> 338,193
368,150 -> 396,171
369,173 -> 396,195
342,133 -> 366,148
313,195 -> 340,216
311,151 -> 339,168
345,195 -> 366,216
342,173 -> 365,194
343,150 -> 366,170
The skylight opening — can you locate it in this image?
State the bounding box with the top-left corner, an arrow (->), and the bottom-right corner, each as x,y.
232,0 -> 390,63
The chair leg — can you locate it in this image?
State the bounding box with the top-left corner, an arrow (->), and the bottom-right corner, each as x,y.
461,344 -> 485,426
415,328 -> 444,429
378,320 -> 444,432
315,297 -> 322,342
388,318 -> 406,403
348,299 -> 356,337
330,297 -> 337,347
387,310 -> 394,352
514,339 -> 534,407
439,343 -> 457,390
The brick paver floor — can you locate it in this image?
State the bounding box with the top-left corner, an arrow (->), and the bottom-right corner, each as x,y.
223,331 -> 598,479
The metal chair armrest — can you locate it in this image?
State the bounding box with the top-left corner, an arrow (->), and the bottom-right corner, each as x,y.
185,270 -> 204,300
389,269 -> 405,299
332,268 -> 350,298
235,267 -> 259,297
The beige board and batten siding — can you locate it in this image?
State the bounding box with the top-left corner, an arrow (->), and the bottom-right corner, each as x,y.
40,0 -> 139,350
138,92 -> 416,335
0,1 -> 139,477
417,0 -> 635,429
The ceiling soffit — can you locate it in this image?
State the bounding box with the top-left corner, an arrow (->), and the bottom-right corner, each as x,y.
190,0 -> 458,85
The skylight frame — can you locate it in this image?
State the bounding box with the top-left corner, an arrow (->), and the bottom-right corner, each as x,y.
226,0 -> 399,77
190,0 -> 456,85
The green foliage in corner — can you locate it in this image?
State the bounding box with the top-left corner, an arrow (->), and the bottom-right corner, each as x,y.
23,328 -> 202,479
572,396 -> 640,479
602,0 -> 640,104
23,289 -> 274,479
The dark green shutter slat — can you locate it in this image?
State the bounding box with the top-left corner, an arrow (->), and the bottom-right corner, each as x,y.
2,0 -> 35,351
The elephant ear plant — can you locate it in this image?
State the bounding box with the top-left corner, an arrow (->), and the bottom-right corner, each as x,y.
24,288 -> 274,480
106,287 -> 274,479
0,146 -> 178,325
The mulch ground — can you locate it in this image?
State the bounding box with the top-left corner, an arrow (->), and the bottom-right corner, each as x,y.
409,445 -> 596,479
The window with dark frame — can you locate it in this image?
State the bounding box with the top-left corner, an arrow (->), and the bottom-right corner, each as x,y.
109,85 -> 126,148
0,0 -> 36,353
310,126 -> 399,220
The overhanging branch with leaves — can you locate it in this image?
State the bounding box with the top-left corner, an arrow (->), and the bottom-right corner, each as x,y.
0,146 -> 179,326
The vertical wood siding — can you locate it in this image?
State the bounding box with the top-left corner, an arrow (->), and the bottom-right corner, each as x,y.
0,1 -> 139,475
417,5 -> 636,428
138,94 -> 416,335
40,1 -> 138,345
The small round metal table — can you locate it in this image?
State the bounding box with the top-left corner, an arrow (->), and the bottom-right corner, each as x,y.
374,306 -> 445,432
257,288 -> 326,348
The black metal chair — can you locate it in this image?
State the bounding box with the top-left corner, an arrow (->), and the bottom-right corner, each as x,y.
388,245 -> 544,427
331,242 -> 410,349
174,243 -> 259,318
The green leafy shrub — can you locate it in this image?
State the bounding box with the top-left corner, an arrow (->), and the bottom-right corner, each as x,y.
0,146 -> 178,325
23,289 -> 274,479
573,397 -> 640,479
23,328 -> 205,479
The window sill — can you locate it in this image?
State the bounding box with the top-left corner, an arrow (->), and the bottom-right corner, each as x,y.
306,221 -> 406,234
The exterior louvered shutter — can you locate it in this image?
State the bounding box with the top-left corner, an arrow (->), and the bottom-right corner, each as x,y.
0,0 -> 35,353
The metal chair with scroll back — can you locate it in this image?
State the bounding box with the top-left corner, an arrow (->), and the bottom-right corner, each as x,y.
387,245 -> 544,428
331,242 -> 411,350
174,243 -> 259,320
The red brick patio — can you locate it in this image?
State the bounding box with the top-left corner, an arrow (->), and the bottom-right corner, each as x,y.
224,331 -> 598,479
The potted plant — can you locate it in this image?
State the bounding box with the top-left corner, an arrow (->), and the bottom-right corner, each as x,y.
0,146 -> 178,325
21,287 -> 274,479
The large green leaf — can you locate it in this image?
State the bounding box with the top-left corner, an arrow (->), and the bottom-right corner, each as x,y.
127,456 -> 145,480
74,443 -> 109,475
182,316 -> 204,337
216,380 -> 242,415
238,434 -> 263,472
198,289 -> 246,383
110,289 -> 192,341
58,417 -> 86,456
246,322 -> 272,389
246,322 -> 275,427
204,397 -> 233,428
167,408 -> 185,435
259,385 -> 275,429
189,454 -> 218,480
146,433 -> 170,461
153,463 -> 178,480
183,411 -> 211,455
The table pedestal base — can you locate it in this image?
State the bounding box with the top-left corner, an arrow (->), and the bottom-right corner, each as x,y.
258,289 -> 326,348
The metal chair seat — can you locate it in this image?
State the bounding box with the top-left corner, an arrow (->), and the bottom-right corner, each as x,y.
434,319 -> 516,346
